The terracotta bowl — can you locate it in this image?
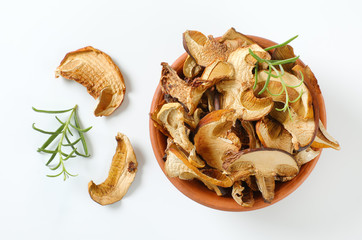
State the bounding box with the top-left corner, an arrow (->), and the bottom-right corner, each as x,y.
149,35 -> 326,211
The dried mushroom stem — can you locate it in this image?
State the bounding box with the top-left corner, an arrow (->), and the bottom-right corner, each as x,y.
88,133 -> 137,205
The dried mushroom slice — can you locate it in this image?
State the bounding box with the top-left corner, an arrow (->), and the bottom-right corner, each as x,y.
311,120 -> 341,150
223,148 -> 299,203
295,147 -> 321,166
160,62 -> 216,114
256,70 -> 313,120
155,102 -> 205,168
241,121 -> 261,149
270,102 -> 317,151
168,144 -> 233,187
194,109 -> 240,170
256,116 -> 293,153
55,46 -> 125,117
219,27 -> 255,49
183,55 -> 203,79
201,60 -> 234,81
271,45 -> 296,72
183,30 -> 230,67
232,181 -> 255,207
88,133 -> 137,205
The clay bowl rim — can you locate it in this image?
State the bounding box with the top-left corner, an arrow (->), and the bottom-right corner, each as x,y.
149,35 -> 326,212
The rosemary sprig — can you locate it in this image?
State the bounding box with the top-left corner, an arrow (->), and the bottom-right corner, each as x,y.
250,35 -> 304,119
32,105 -> 92,180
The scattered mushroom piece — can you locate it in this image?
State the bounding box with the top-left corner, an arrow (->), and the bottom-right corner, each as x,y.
256,70 -> 313,120
183,55 -> 203,79
183,30 -> 230,67
271,45 -> 296,72
194,109 -> 240,170
241,120 -> 261,149
223,148 -> 299,203
256,116 -> 293,153
55,46 -> 126,117
232,181 -> 255,207
270,102 -> 317,151
295,147 -> 321,166
311,120 -> 341,150
219,27 -> 255,49
201,60 -> 234,82
160,62 -> 218,114
88,133 -> 137,205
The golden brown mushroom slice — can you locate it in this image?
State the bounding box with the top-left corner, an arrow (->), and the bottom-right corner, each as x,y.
256,116 -> 293,153
311,120 -> 341,150
270,102 -> 317,151
194,109 -> 240,171
200,60 -> 234,82
232,181 -> 255,207
55,46 -> 125,117
271,45 -> 296,72
154,102 -> 205,168
223,148 -> 299,203
219,27 -> 255,49
256,70 -> 313,120
88,133 -> 137,205
183,55 -> 203,79
241,120 -> 261,149
160,62 -> 217,115
183,30 -> 230,67
295,147 -> 321,166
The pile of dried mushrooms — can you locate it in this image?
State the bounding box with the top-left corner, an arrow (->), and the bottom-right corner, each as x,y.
151,28 -> 340,207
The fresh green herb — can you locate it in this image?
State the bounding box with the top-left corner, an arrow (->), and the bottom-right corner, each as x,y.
250,35 -> 304,119
32,105 -> 92,180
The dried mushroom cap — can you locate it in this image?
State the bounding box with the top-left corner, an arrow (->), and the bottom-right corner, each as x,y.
168,144 -> 233,187
55,46 -> 125,117
219,27 -> 255,48
295,147 -> 321,166
201,60 -> 234,81
223,148 -> 299,203
311,120 -> 341,150
183,30 -> 230,67
160,62 -> 215,114
271,45 -> 296,72
256,70 -> 313,120
232,181 -> 255,207
194,109 -> 240,170
270,102 -> 317,151
156,102 -> 205,168
256,116 -> 293,153
183,55 -> 203,79
88,133 -> 137,205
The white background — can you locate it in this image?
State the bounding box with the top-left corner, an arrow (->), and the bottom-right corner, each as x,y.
1,0 -> 361,239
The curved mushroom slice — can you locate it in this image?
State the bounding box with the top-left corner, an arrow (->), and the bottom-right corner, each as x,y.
219,28 -> 255,49
295,147 -> 321,166
183,30 -> 230,67
183,55 -> 203,79
194,109 -> 240,170
168,144 -> 233,187
270,102 -> 317,151
88,133 -> 137,205
55,46 -> 125,117
256,70 -> 313,120
155,102 -> 205,168
256,116 -> 293,153
223,148 -> 299,203
311,120 -> 341,150
201,60 -> 234,82
160,62 -> 217,114
241,120 -> 261,149
232,181 -> 255,207
271,45 -> 296,72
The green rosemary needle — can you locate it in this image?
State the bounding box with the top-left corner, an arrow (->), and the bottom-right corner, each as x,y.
32,105 -> 92,180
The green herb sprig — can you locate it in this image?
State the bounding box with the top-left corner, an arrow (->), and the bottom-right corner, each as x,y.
32,105 -> 92,180
250,35 -> 304,119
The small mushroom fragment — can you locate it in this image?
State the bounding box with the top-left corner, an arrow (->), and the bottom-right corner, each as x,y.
270,102 -> 317,151
295,147 -> 321,166
183,55 -> 203,79
256,116 -> 293,153
241,121 -> 261,149
153,102 -> 205,168
194,109 -> 240,170
183,30 -> 230,67
160,62 -> 217,114
311,120 -> 341,150
201,60 -> 234,81
232,181 -> 255,207
55,46 -> 125,117
256,70 -> 313,120
219,27 -> 255,49
271,45 -> 296,72
223,149 -> 299,203
88,133 -> 137,205
168,144 -> 233,187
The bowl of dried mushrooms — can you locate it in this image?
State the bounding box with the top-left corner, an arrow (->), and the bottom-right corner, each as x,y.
149,28 -> 340,211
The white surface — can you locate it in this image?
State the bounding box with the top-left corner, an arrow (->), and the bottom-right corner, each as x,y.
0,0 -> 361,239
